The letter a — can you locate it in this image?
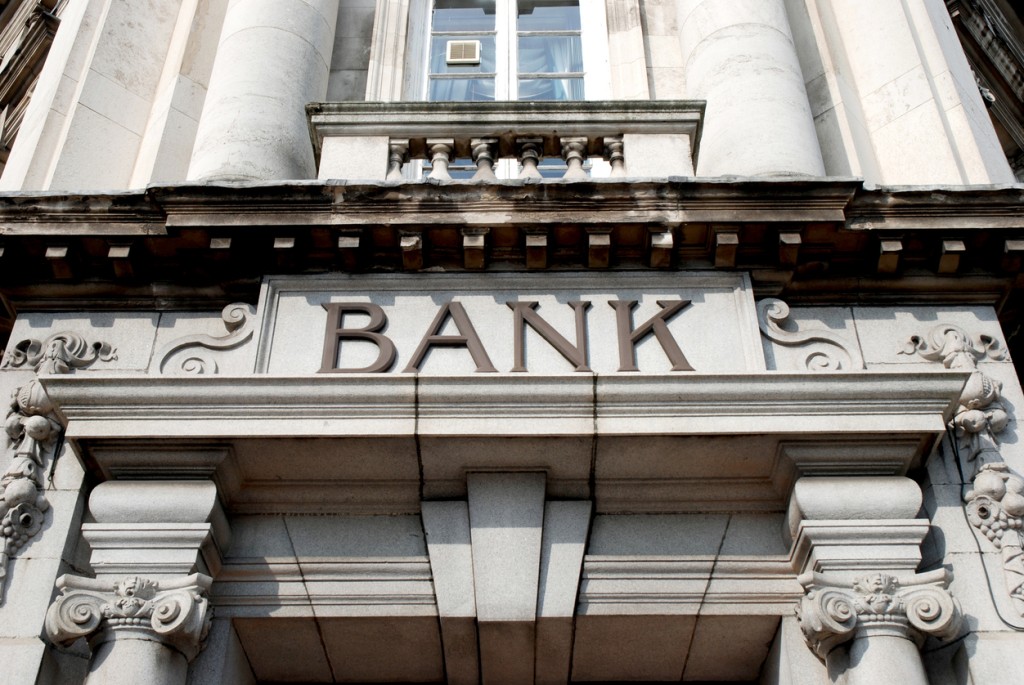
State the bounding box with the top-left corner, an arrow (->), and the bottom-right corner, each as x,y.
403,301 -> 497,373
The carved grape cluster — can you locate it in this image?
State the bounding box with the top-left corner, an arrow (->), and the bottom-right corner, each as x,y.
966,465 -> 1024,549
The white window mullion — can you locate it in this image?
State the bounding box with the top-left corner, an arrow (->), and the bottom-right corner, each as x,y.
495,0 -> 514,100
580,0 -> 610,100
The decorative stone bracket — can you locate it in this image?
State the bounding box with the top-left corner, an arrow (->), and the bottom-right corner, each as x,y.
0,379 -> 60,600
901,323 -> 1024,622
0,331 -> 115,601
901,323 -> 1008,477
797,570 -> 962,660
45,573 -> 212,661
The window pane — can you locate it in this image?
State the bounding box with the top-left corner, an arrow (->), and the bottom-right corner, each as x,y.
430,35 -> 496,74
518,77 -> 584,100
517,0 -> 580,31
433,0 -> 496,32
425,156 -> 477,180
429,78 -> 496,101
518,35 -> 582,74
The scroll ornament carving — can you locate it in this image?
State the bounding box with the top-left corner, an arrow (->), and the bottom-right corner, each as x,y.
2,331 -> 116,375
156,303 -> 256,375
756,299 -> 864,371
45,574 -> 212,661
797,570 -> 961,659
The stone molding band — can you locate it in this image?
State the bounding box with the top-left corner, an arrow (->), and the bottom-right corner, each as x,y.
45,573 -> 212,661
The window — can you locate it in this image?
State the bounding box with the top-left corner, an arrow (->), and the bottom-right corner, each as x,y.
422,0 -> 608,102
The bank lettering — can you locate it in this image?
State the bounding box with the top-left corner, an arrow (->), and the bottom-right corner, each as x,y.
320,299 -> 693,373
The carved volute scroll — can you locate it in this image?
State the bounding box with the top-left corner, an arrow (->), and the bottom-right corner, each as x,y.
757,298 -> 864,371
45,574 -> 212,661
156,303 -> 256,375
797,570 -> 961,659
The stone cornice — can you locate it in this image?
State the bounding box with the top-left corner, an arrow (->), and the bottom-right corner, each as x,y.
0,181 -> 1020,313
38,372 -> 966,440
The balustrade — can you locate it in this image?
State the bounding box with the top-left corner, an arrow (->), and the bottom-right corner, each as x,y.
308,101 -> 704,182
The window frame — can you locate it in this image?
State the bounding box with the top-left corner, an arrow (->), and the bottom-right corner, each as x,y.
406,0 -> 610,102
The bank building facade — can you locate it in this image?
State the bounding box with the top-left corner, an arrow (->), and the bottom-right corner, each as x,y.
3,0 -> 1024,683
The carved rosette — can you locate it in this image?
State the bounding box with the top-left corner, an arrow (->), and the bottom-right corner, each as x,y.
797,571 -> 961,659
45,574 -> 213,661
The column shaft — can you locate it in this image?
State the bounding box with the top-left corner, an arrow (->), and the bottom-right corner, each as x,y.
843,631 -> 929,685
677,0 -> 824,176
187,0 -> 339,181
86,637 -> 188,685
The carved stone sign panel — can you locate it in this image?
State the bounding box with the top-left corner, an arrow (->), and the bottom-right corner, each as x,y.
255,274 -> 764,375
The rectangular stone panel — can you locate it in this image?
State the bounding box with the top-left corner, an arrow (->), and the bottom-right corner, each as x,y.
256,272 -> 763,374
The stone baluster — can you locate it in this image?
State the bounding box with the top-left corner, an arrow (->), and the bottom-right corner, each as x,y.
788,477 -> 962,684
386,139 -> 409,181
187,0 -> 340,181
44,480 -> 229,685
471,138 -> 498,181
517,138 -> 544,179
427,139 -> 454,181
676,0 -> 824,176
561,137 -> 589,181
604,137 -> 626,178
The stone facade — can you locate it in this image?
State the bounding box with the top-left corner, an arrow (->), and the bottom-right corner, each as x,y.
0,0 -> 1021,683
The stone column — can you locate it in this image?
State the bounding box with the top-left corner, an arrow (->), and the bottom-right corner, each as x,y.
799,570 -> 959,685
187,0 -> 340,181
44,480 -> 229,684
676,0 -> 825,177
788,477 -> 961,683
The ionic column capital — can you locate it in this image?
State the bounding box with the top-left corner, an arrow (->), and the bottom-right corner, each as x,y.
797,569 -> 961,659
45,573 -> 212,662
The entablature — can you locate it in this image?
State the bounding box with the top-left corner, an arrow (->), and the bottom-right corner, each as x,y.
38,371 -> 966,516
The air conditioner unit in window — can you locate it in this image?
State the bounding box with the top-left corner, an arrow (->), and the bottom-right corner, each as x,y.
446,40 -> 481,65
